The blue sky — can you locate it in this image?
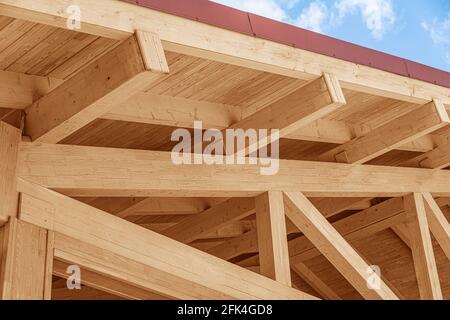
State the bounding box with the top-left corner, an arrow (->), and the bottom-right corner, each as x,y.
212,0 -> 450,72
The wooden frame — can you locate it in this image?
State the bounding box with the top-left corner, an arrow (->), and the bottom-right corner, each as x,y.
0,0 -> 448,301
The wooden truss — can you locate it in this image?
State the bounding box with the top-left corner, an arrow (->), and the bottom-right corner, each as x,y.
0,0 -> 449,300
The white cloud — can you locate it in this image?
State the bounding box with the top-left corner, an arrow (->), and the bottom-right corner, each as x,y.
211,0 -> 288,21
422,13 -> 450,67
212,0 -> 399,39
296,1 -> 328,33
334,0 -> 395,39
421,14 -> 450,46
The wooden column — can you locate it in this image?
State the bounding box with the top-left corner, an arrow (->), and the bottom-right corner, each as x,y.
255,191 -> 291,286
0,121 -> 21,224
0,218 -> 53,300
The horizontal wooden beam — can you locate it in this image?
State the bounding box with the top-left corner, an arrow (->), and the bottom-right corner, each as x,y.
1,0 -> 449,106
100,93 -> 431,153
17,143 -> 450,197
102,93 -> 241,129
25,32 -> 169,143
320,100 -> 449,164
161,197 -> 255,243
284,192 -> 398,300
17,179 -> 317,300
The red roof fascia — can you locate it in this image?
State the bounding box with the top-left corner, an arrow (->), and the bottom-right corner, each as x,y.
121,0 -> 450,89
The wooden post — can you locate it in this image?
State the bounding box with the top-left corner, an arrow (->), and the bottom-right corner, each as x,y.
0,121 -> 21,224
256,191 -> 291,286
0,218 -> 53,300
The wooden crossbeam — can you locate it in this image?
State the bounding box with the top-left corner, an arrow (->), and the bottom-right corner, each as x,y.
319,100 -> 450,164
25,31 -> 169,143
100,93 -> 430,153
0,121 -> 21,224
161,197 -> 255,243
17,179 -> 317,300
227,74 -> 346,154
422,193 -> 450,260
403,193 -> 443,300
53,260 -> 168,300
284,192 -> 399,300
116,197 -> 211,219
17,143 -> 450,197
255,192 -> 291,286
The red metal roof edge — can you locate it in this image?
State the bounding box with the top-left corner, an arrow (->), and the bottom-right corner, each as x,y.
121,0 -> 450,89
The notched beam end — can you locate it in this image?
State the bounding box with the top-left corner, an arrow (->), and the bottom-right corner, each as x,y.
323,73 -> 347,106
135,30 -> 170,74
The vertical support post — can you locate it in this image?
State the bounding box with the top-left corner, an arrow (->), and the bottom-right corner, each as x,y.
0,218 -> 53,300
0,121 -> 21,224
403,193 -> 443,300
255,191 -> 291,286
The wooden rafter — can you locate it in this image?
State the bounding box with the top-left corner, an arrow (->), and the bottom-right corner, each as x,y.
24,31 -> 169,143
227,74 -> 346,154
319,100 -> 449,164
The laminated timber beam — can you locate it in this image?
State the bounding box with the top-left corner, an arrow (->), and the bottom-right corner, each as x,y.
283,192 -> 399,300
16,143 -> 450,197
17,179 -> 317,300
161,197 -> 255,244
0,218 -> 53,299
319,100 -> 450,164
255,192 -> 291,286
227,74 -> 346,154
0,121 -> 21,224
1,0 -> 449,106
24,30 -> 169,143
403,193 -> 443,300
100,93 -> 432,154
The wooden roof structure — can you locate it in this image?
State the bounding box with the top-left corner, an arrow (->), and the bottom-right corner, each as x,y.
0,0 -> 449,300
